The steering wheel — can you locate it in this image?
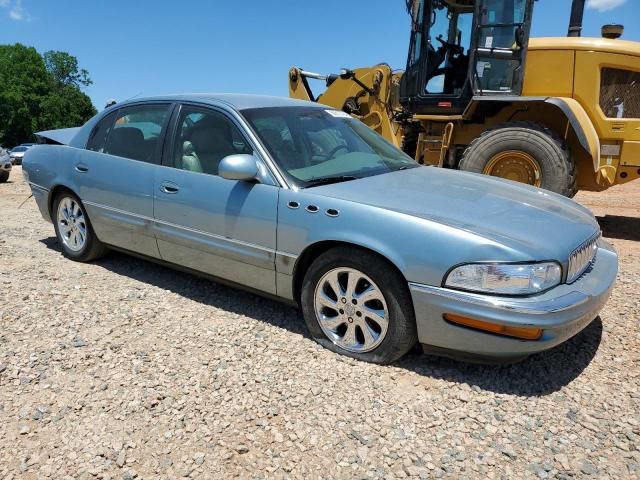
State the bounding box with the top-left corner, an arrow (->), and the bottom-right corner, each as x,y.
323,144 -> 350,160
436,35 -> 464,56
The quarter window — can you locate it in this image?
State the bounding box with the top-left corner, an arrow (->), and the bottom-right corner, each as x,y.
173,107 -> 252,175
103,104 -> 170,163
86,111 -> 116,152
600,68 -> 640,119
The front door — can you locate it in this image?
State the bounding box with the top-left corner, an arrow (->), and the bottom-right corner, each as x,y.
153,104 -> 279,294
78,102 -> 173,258
469,0 -> 534,95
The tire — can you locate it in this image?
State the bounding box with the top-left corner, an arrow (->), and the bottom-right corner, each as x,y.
0,171 -> 8,183
459,122 -> 577,197
52,191 -> 108,262
300,247 -> 417,364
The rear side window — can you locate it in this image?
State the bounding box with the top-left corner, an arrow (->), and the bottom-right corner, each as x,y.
103,104 -> 170,163
86,112 -> 117,152
600,68 -> 640,119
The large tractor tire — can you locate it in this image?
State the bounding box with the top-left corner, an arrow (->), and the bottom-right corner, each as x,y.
459,122 -> 577,197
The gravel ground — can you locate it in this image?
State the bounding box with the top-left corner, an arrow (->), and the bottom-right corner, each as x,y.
1,166 -> 639,479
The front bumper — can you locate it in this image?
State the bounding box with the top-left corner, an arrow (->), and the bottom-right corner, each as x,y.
409,239 -> 618,361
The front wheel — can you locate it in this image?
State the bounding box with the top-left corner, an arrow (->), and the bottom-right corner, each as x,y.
300,247 -> 417,364
459,122 -> 577,197
0,171 -> 8,183
52,192 -> 108,262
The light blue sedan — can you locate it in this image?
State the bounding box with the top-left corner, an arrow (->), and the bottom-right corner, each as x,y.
22,94 -> 617,364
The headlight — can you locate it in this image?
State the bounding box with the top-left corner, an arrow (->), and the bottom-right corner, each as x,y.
444,262 -> 562,295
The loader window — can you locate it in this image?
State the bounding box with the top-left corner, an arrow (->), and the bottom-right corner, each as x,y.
424,2 -> 472,95
600,68 -> 640,119
471,0 -> 532,95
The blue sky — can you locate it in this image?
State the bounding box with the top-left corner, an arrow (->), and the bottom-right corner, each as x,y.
1,0 -> 638,109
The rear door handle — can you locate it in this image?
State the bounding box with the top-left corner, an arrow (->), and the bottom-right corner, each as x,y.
160,182 -> 179,194
74,163 -> 89,173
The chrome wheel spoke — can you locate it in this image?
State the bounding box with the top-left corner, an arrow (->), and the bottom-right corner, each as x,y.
342,323 -> 357,346
317,291 -> 338,312
345,271 -> 359,298
363,306 -> 386,326
356,285 -> 379,304
324,271 -> 344,298
359,321 -> 376,346
321,315 -> 345,330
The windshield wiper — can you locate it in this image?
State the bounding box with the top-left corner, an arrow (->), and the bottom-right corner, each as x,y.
304,175 -> 358,188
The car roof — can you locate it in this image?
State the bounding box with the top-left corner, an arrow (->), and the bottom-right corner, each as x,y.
109,93 -> 326,112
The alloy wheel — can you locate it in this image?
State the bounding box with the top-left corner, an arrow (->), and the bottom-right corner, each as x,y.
314,267 -> 389,353
57,197 -> 87,252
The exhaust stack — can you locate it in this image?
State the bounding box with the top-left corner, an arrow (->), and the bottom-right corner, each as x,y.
568,0 -> 586,37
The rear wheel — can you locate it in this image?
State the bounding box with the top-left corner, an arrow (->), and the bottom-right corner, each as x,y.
459,122 -> 577,197
52,192 -> 108,262
300,247 -> 417,364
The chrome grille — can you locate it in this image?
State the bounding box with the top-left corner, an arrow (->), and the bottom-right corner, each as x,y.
567,234 -> 599,283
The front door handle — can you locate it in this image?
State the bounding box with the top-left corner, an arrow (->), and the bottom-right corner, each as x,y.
74,163 -> 89,173
160,182 -> 179,194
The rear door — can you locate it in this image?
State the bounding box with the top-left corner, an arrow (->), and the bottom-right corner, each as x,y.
469,0 -> 534,95
78,102 -> 173,257
153,104 -> 279,294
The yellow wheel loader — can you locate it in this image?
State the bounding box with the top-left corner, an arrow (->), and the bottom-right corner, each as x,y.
289,0 -> 640,196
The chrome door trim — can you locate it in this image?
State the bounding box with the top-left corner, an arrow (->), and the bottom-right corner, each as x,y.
28,182 -> 50,192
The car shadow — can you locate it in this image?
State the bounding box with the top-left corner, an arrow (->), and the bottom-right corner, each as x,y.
596,215 -> 640,242
40,236 -> 603,397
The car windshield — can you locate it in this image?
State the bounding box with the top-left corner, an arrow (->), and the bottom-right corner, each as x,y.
241,106 -> 418,187
12,146 -> 27,152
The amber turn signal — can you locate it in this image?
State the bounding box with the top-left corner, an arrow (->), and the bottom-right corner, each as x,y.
444,314 -> 543,341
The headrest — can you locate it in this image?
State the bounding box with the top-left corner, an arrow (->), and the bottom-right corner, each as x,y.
111,127 -> 144,145
183,140 -> 195,155
191,127 -> 231,154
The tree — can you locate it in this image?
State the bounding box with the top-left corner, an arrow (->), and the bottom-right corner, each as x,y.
0,44 -> 49,147
0,44 -> 96,147
43,50 -> 93,89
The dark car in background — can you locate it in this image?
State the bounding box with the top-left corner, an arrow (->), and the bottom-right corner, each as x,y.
0,154 -> 11,182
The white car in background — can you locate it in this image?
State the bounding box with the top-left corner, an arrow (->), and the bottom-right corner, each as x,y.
9,145 -> 31,165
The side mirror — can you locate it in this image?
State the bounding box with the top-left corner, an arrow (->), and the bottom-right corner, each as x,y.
218,154 -> 259,182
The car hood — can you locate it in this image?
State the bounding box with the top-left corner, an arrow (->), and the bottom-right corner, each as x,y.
312,167 -> 599,259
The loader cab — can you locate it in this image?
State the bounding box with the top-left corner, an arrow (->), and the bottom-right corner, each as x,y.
400,0 -> 534,115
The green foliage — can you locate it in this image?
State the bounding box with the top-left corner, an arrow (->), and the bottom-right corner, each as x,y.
0,43 -> 97,147
43,50 -> 93,89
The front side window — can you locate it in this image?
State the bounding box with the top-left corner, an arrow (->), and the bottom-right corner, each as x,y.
600,68 -> 640,119
172,107 -> 252,175
102,104 -> 170,163
242,107 -> 418,187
